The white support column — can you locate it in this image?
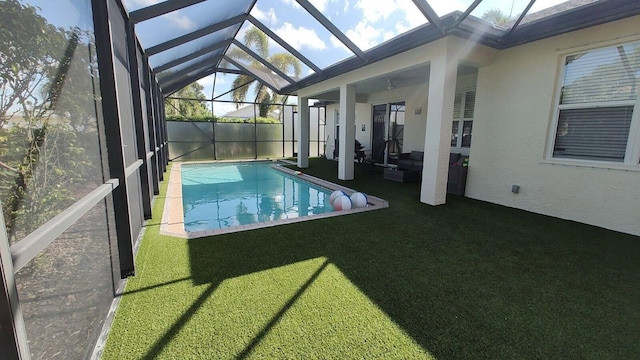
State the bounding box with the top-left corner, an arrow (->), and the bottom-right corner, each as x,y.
421,44 -> 458,205
338,84 -> 356,180
297,96 -> 310,168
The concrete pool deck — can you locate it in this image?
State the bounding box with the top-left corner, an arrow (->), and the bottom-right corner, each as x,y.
160,161 -> 389,239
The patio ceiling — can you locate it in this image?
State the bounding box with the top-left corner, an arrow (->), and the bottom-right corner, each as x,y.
122,0 -> 640,97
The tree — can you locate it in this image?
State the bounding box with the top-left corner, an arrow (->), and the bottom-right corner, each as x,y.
164,81 -> 210,119
563,45 -> 640,103
0,0 -> 66,127
481,8 -> 511,26
227,26 -> 301,117
0,1 -> 99,242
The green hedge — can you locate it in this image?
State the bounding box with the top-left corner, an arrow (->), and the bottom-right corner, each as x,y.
166,115 -> 281,124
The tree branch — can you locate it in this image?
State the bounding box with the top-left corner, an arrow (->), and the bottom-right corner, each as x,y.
0,160 -> 21,174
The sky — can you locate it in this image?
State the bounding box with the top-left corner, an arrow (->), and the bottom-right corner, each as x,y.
30,0 -> 571,115
190,0 -> 569,115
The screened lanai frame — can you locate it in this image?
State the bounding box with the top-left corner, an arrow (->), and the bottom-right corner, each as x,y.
3,1 -> 640,359
1,0 -> 169,358
123,0 -> 640,99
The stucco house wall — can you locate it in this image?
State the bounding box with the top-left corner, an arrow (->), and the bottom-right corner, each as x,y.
325,103 -> 371,159
297,19 -> 638,236
324,83 -> 430,158
326,72 -> 478,158
467,15 -> 640,236
368,83 -> 428,153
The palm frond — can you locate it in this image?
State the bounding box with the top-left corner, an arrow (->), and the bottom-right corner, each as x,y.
225,47 -> 253,63
269,53 -> 302,78
244,27 -> 269,58
231,75 -> 253,106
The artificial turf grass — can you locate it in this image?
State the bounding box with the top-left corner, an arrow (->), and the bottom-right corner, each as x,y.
101,158 -> 640,359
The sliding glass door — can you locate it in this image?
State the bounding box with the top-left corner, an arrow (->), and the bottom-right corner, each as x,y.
371,102 -> 405,165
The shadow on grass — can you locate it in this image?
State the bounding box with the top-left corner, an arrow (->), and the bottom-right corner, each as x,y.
150,159 -> 640,359
118,277 -> 192,297
142,284 -> 217,359
235,260 -> 329,360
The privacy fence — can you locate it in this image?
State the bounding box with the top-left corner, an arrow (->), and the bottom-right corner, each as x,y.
168,104 -> 327,161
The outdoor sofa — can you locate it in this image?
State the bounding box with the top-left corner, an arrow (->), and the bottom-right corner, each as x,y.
394,151 -> 469,195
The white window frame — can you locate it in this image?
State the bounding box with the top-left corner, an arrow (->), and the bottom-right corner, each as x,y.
451,89 -> 475,156
546,40 -> 640,168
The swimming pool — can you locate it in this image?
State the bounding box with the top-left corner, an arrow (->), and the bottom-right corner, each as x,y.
160,161 -> 388,238
181,162 -> 334,232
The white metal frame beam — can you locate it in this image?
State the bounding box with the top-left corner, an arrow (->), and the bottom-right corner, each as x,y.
153,39 -> 231,74
247,15 -> 322,74
412,0 -> 445,33
295,0 -> 366,61
129,0 -> 206,24
146,14 -> 246,56
232,40 -> 296,84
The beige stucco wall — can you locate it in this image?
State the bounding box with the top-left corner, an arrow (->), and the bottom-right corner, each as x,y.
298,37 -> 493,99
323,72 -> 479,158
324,83 -> 431,156
467,15 -> 640,236
325,103 -> 371,159
324,73 -> 478,157
298,19 -> 639,236
368,83 -> 429,153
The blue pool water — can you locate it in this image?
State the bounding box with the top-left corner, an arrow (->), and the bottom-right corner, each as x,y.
181,162 -> 334,232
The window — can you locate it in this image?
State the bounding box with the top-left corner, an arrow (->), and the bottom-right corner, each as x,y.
451,90 -> 475,150
551,41 -> 640,163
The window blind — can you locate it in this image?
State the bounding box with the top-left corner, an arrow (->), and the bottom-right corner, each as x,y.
453,92 -> 462,118
561,43 -> 639,104
464,91 -> 476,118
552,41 -> 639,162
553,106 -> 633,161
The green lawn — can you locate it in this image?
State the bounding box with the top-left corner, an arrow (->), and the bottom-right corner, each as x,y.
101,158 -> 640,359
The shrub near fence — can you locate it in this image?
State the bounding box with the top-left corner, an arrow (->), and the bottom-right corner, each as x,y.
167,119 -> 285,161
166,115 -> 281,123
167,108 -> 326,161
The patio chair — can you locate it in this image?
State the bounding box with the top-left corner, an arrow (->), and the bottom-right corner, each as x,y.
333,139 -> 367,163
363,141 -> 388,166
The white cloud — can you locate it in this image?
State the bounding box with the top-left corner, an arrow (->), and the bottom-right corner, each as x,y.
428,0 -> 469,16
281,0 -> 302,10
282,0 -> 336,13
349,0 -> 428,47
309,0 -> 329,12
128,0 -> 163,9
355,0 -> 388,23
275,23 -> 326,51
197,74 -> 220,88
330,35 -> 348,51
128,0 -> 197,31
161,13 -> 196,31
251,5 -> 278,25
345,21 -> 381,50
398,0 -> 428,28
383,30 -> 396,42
394,22 -> 409,36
